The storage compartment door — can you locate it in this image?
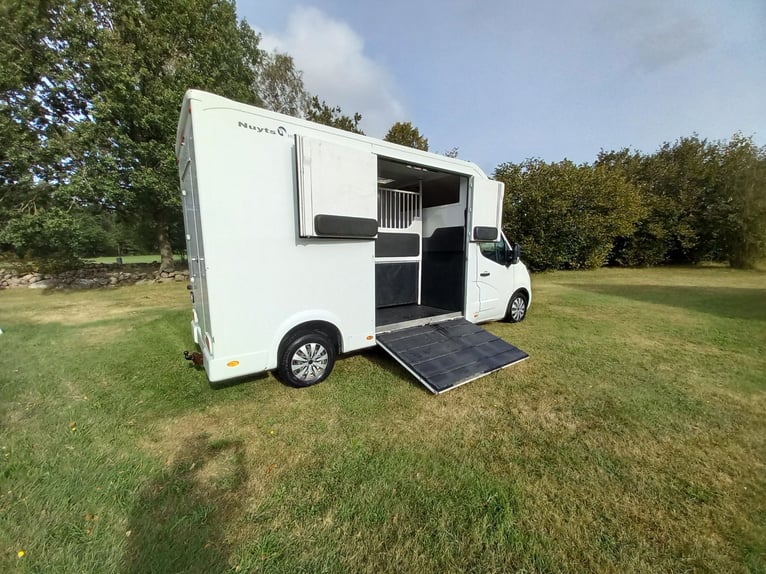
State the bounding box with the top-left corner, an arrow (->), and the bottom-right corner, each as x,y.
469,177 -> 504,242
295,135 -> 378,239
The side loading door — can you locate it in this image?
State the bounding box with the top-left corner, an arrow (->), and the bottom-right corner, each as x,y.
468,177 -> 506,317
295,135 -> 378,239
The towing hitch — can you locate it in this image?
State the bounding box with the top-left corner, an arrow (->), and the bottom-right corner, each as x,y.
184,350 -> 204,366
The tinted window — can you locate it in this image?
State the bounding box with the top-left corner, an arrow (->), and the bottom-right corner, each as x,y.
479,239 -> 506,264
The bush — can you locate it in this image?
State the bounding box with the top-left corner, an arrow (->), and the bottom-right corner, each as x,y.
0,207 -> 113,270
495,159 -> 644,271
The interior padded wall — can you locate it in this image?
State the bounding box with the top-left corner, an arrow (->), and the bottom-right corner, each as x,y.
376,262 -> 419,308
421,226 -> 464,312
375,233 -> 420,257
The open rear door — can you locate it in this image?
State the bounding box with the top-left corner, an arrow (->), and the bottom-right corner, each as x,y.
469,177 -> 504,242
376,318 -> 528,394
295,135 -> 378,239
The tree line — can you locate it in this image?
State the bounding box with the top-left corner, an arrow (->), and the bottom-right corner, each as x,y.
497,134 -> 766,270
1,1 -> 763,271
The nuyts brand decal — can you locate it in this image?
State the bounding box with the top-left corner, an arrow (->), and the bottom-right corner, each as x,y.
238,121 -> 288,137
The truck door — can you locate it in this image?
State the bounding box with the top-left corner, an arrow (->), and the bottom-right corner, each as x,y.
469,177 -> 505,318
468,177 -> 503,243
295,135 -> 378,239
475,233 -> 515,321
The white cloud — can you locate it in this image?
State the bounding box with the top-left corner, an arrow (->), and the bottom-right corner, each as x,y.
257,6 -> 405,136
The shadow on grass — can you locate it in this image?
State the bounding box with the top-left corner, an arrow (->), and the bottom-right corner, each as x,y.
564,283 -> 766,321
121,434 -> 247,574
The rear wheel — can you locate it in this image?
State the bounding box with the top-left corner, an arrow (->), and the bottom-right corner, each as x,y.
506,291 -> 528,323
278,331 -> 336,387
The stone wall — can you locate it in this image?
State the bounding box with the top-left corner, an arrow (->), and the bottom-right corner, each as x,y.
0,263 -> 189,290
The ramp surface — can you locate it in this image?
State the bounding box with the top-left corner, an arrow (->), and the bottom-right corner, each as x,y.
376,318 -> 528,394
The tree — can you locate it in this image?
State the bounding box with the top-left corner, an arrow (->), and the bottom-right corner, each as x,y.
0,0 -> 108,266
306,96 -> 364,134
442,147 -> 459,158
255,51 -> 311,117
597,134 -> 766,268
70,0 -> 265,272
708,135 -> 766,268
495,159 -> 645,270
384,121 -> 428,150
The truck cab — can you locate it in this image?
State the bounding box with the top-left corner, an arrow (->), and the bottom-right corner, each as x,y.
475,232 -> 532,323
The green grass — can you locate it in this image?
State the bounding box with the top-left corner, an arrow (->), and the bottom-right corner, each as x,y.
1,267 -> 764,573
85,254 -> 186,265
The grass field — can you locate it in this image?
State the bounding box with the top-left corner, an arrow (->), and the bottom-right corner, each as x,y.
1,267 -> 764,573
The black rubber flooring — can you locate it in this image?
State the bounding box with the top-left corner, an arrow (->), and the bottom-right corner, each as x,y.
375,304 -> 453,327
376,318 -> 528,393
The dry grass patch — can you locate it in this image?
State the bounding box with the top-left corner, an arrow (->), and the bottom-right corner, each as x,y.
1,283 -> 188,326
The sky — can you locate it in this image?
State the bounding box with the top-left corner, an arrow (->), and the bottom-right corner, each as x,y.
239,0 -> 766,174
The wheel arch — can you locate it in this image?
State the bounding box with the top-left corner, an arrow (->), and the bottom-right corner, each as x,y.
270,312 -> 344,369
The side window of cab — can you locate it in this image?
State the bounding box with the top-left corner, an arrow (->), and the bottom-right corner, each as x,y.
479,239 -> 507,264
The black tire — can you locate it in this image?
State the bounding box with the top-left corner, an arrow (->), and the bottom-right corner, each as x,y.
277,331 -> 336,388
506,290 -> 528,323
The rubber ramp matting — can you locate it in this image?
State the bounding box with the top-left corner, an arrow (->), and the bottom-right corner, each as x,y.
376,318 -> 528,393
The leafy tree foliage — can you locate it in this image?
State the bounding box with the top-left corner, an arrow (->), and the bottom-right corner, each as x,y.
306,96 -> 364,134
0,0 -> 365,269
597,135 -> 766,268
495,159 -> 644,270
384,122 -> 429,151
71,0 -> 265,271
707,135 -> 766,268
255,51 -> 310,117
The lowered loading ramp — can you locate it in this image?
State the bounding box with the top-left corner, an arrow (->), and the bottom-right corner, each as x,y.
376,318 -> 528,394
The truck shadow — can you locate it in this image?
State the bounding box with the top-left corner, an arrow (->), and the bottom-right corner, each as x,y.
121,434 -> 247,574
562,283 -> 766,322
207,370 -> 270,390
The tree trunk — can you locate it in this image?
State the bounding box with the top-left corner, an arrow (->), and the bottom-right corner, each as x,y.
156,213 -> 174,272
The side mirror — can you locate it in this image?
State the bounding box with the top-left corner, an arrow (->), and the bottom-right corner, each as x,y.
508,243 -> 521,265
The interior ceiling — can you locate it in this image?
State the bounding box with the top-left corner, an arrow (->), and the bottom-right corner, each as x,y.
378,159 -> 455,189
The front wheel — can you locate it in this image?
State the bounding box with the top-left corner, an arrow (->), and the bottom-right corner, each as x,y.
278,331 -> 336,388
506,291 -> 528,323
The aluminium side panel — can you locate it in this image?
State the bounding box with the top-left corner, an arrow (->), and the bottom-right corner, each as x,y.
178,104 -> 212,349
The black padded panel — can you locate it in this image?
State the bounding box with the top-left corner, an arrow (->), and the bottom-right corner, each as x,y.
421,226 -> 464,312
314,214 -> 377,238
377,318 -> 529,393
424,226 -> 464,251
375,262 -> 419,308
473,226 -> 498,241
375,233 -> 420,257
421,253 -> 463,311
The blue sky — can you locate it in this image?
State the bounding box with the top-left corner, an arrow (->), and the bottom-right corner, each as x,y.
239,0 -> 766,174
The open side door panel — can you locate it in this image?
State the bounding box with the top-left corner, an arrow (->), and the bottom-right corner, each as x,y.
376,318 -> 528,394
469,177 -> 504,242
295,135 -> 378,239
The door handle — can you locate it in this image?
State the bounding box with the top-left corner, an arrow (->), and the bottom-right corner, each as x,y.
480,272 -> 490,277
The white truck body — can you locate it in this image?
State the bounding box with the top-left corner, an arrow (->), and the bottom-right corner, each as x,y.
176,90 -> 531,392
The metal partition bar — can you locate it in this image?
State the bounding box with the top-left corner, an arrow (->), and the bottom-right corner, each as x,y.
377,188 -> 421,230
